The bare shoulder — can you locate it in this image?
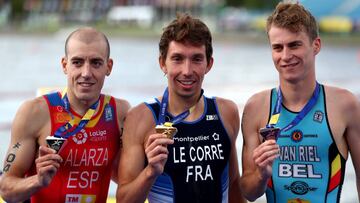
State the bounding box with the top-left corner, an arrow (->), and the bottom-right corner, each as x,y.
17,96 -> 49,122
122,102 -> 157,143
114,97 -> 131,108
215,97 -> 238,114
214,97 -> 239,141
126,102 -> 154,122
114,97 -> 131,119
243,89 -> 271,112
12,96 -> 49,139
324,85 -> 360,157
241,89 -> 272,133
324,85 -> 359,112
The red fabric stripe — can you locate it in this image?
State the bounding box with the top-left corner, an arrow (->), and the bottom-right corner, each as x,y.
328,169 -> 341,192
267,178 -> 273,189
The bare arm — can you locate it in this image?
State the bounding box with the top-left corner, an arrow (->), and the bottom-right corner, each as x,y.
111,98 -> 131,183
325,86 -> 360,202
239,91 -> 279,201
0,98 -> 62,202
216,98 -> 247,203
116,104 -> 173,203
342,91 -> 360,202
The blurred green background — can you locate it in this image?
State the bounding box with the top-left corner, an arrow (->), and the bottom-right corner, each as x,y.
1,0 -> 360,43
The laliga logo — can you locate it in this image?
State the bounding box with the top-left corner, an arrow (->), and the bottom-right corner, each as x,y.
90,130 -> 107,137
72,129 -> 88,145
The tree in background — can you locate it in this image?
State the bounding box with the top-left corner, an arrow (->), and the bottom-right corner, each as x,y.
10,0 -> 25,23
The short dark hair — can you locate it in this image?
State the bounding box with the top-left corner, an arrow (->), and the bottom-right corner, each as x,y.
159,13 -> 213,64
266,2 -> 319,42
65,27 -> 110,58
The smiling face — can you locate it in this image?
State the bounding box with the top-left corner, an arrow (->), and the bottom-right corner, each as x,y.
268,26 -> 320,84
62,36 -> 112,105
160,41 -> 213,99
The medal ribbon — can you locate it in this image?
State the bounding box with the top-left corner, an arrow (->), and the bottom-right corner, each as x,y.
267,82 -> 320,132
158,87 -> 203,126
54,88 -> 100,138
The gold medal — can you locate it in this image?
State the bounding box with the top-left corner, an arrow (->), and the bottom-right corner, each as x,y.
155,122 -> 178,139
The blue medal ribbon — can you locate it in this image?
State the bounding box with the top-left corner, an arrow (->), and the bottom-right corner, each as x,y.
267,82 -> 320,132
158,87 -> 203,126
54,89 -> 100,139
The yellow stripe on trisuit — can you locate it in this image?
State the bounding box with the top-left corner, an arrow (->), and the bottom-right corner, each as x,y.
331,154 -> 341,178
61,87 -> 68,99
87,95 -> 111,127
60,88 -> 111,128
66,95 -> 111,128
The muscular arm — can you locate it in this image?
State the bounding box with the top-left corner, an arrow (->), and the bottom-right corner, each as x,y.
239,91 -> 279,201
111,98 -> 131,183
116,104 -> 173,203
0,98 -> 62,202
325,86 -> 360,202
216,97 -> 247,203
341,91 -> 360,201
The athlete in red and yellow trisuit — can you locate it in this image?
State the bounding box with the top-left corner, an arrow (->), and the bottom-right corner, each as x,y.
0,27 -> 130,203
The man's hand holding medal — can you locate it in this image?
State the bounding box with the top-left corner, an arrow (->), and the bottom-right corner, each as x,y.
155,122 -> 178,139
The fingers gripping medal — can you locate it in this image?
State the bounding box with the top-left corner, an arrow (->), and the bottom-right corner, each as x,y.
47,88 -> 100,153
155,122 -> 178,139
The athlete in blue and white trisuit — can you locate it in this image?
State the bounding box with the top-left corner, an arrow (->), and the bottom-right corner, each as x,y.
145,94 -> 231,203
240,2 -> 360,203
116,13 -> 246,203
